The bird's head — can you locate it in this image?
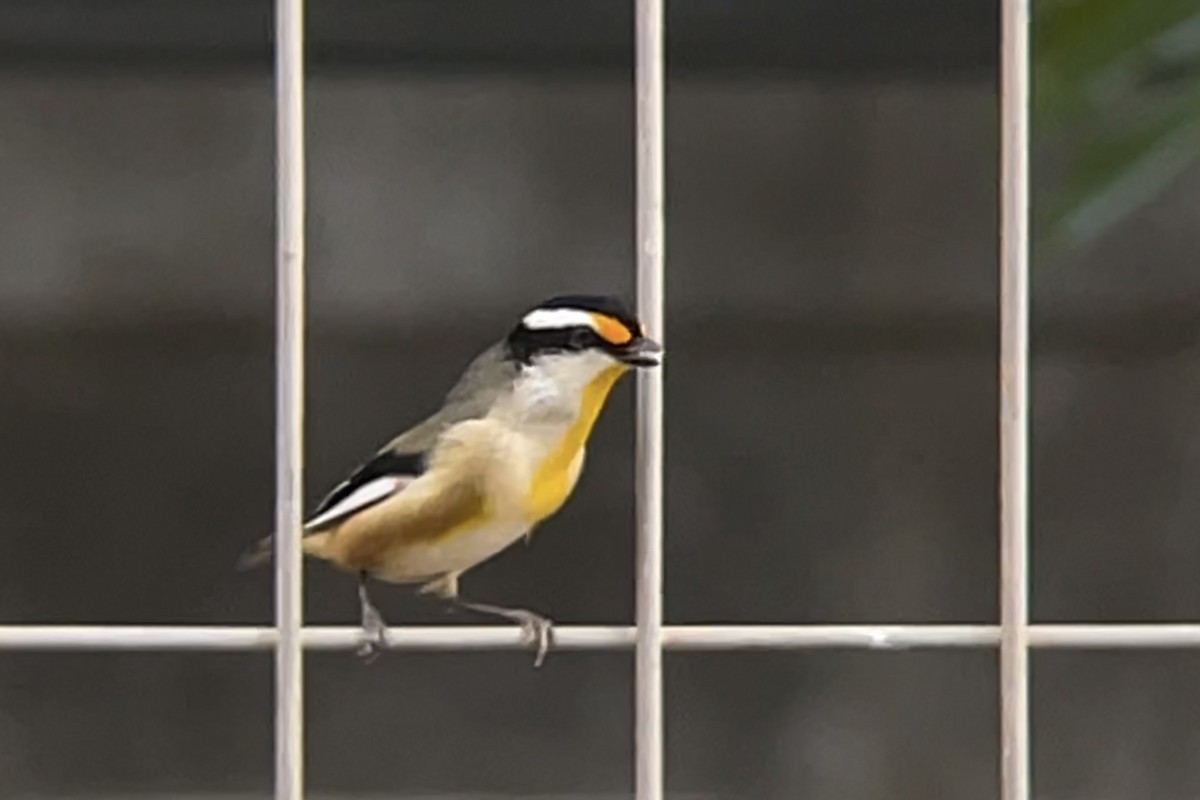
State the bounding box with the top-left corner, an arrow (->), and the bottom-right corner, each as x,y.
506,294 -> 663,377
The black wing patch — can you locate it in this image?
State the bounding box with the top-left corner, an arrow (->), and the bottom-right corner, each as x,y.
306,450 -> 427,529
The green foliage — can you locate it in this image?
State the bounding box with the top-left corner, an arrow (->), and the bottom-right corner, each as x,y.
1036,0 -> 1200,251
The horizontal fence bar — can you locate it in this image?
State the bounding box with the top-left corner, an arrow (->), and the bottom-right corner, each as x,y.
4,624 -> 1200,651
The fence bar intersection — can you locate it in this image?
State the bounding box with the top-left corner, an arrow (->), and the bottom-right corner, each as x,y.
273,1 -> 306,799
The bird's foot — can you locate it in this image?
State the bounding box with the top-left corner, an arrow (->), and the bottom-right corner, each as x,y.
514,610 -> 555,669
454,599 -> 555,668
357,574 -> 388,664
356,603 -> 388,663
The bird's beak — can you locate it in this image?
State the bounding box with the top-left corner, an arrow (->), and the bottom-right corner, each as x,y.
618,336 -> 663,368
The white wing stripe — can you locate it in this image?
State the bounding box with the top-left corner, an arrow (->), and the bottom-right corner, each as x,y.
304,476 -> 400,529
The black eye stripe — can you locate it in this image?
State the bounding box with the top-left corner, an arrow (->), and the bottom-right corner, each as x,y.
568,327 -> 597,348
532,326 -> 602,350
506,324 -> 612,363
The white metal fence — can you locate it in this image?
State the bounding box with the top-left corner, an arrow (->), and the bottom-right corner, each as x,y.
1,2 -> 1196,800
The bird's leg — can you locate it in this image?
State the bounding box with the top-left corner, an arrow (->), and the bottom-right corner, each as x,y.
454,599 -> 555,668
419,572 -> 554,668
356,571 -> 388,663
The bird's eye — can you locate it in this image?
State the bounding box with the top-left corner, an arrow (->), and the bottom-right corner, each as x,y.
569,328 -> 593,349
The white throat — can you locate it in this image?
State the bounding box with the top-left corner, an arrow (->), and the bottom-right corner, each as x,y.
496,349 -> 620,427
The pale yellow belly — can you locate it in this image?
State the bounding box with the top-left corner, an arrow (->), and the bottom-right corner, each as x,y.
369,516 -> 530,583
357,423 -> 589,584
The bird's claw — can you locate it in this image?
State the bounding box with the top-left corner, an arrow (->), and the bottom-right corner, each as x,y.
357,605 -> 388,664
448,599 -> 555,668
513,611 -> 554,668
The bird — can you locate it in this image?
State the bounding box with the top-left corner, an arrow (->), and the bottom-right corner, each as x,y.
237,294 -> 662,667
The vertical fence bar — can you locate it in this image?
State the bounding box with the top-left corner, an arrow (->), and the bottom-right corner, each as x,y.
634,0 -> 665,799
274,0 -> 305,799
999,1 -> 1031,799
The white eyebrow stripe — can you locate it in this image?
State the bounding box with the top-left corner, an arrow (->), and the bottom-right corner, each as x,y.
521,307 -> 600,332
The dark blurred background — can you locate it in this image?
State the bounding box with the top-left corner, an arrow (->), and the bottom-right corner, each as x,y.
3,1 -> 1200,798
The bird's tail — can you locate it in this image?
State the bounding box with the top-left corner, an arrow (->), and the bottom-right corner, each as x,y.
235,531 -> 333,570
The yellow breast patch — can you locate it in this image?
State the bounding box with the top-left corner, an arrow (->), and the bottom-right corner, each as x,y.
524,363 -> 628,523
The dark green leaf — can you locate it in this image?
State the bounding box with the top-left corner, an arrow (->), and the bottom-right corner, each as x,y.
1037,0 -> 1198,85
1035,1 -> 1200,126
1043,88 -> 1200,249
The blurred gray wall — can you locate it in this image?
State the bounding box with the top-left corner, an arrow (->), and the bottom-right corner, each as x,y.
3,67 -> 1200,800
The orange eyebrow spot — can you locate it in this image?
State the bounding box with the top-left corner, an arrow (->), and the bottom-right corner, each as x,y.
590,312 -> 633,345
